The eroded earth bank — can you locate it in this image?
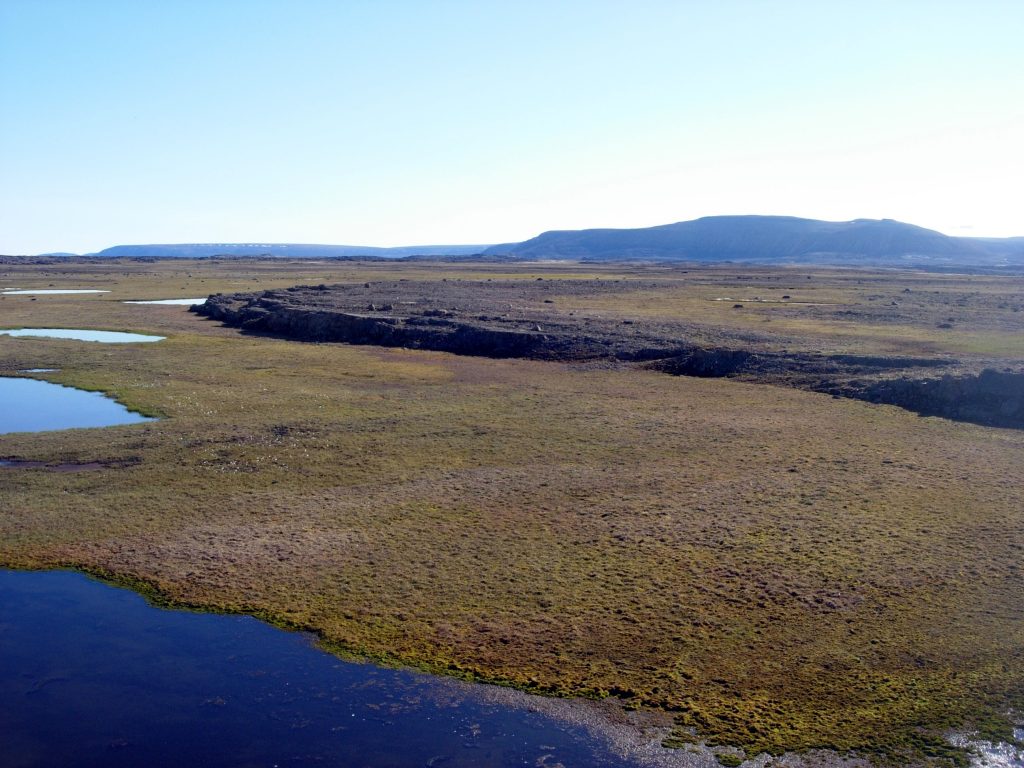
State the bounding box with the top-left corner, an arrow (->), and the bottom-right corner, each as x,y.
195,277 -> 1024,429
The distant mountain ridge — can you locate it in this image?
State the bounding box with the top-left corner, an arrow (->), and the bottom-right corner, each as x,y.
45,216 -> 1024,267
92,243 -> 490,259
484,216 -> 1024,266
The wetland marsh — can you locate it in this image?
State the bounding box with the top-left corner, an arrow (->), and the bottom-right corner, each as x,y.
1,258 -> 1022,766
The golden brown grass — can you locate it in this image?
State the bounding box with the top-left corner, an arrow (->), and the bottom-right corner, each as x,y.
550,268 -> 1024,359
1,259 -> 1022,764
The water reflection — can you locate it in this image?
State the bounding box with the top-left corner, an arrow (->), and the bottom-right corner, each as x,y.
0,570 -> 644,768
0,377 -> 153,434
2,289 -> 109,295
0,328 -> 164,343
123,298 -> 206,305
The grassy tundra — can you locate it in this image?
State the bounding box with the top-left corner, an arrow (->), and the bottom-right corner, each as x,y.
1,258 -> 1022,764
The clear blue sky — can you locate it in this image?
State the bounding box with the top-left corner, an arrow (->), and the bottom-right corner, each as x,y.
2,0 -> 1022,254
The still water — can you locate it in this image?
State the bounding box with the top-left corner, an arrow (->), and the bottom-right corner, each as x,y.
1,289 -> 110,295
123,298 -> 206,305
0,328 -> 164,342
0,377 -> 153,434
0,570 -> 646,768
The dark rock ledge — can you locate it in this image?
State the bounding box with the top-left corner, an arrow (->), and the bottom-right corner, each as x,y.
192,282 -> 1024,430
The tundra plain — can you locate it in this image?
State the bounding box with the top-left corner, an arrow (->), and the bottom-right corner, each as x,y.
1,258 -> 1022,765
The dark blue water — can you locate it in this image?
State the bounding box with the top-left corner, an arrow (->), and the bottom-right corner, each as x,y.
0,570 -> 644,768
0,377 -> 153,435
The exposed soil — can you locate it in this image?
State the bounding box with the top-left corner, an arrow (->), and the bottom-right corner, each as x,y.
194,280 -> 1024,429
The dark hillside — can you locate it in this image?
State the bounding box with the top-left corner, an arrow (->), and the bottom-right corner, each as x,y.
485,215 -> 1021,266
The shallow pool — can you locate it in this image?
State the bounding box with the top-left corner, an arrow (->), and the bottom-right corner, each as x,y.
123,298 -> 206,305
0,377 -> 153,434
2,289 -> 110,295
0,328 -> 164,343
0,569 -> 646,768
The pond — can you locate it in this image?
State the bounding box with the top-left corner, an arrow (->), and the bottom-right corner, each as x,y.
123,298 -> 207,305
0,569 -> 653,768
2,289 -> 110,295
0,328 -> 164,343
0,377 -> 153,434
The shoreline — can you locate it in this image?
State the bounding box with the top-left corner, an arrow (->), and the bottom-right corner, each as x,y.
5,562 -> 1015,768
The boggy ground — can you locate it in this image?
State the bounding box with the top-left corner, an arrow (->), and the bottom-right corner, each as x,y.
1,258 -> 1022,765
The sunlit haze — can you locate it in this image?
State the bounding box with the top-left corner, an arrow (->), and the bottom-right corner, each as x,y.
1,0 -> 1022,254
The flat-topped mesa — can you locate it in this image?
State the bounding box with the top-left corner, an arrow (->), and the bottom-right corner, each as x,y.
192,281 -> 1024,429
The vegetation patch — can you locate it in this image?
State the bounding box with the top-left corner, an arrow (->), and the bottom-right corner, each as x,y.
1,259 -> 1021,765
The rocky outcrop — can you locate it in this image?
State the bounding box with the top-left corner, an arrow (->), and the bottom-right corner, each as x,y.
831,369 -> 1024,429
199,296 -> 612,361
193,283 -> 689,363
193,282 -> 1024,430
649,351 -> 1024,428
648,349 -> 949,379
